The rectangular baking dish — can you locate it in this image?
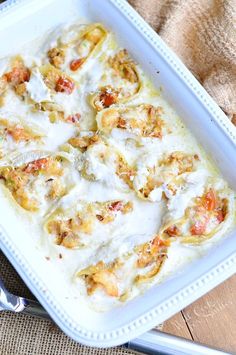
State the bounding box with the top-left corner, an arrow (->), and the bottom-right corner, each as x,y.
0,0 -> 236,348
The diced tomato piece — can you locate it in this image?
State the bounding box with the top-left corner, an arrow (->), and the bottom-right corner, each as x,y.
66,113 -> 81,124
5,67 -> 30,85
108,201 -> 123,212
100,88 -> 118,108
165,225 -> 180,237
117,118 -> 126,129
70,58 -> 85,71
190,220 -> 207,235
152,235 -> 167,247
203,189 -> 216,211
55,77 -> 75,94
24,158 -> 49,174
103,95 -> 116,107
216,210 -> 225,223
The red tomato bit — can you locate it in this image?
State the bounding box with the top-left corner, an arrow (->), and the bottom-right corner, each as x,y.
66,113 -> 81,124
55,77 -> 75,94
100,88 -> 118,108
5,66 -> 30,85
203,188 -> 216,211
190,219 -> 208,235
70,58 -> 85,71
24,158 -> 49,174
165,225 -> 180,237
152,235 -> 168,248
108,201 -> 123,212
216,210 -> 224,223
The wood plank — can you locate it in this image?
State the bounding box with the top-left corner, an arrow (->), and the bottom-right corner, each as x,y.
162,311 -> 192,340
163,275 -> 236,353
182,275 -> 236,353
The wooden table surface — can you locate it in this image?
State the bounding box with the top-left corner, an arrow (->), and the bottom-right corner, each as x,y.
162,274 -> 236,353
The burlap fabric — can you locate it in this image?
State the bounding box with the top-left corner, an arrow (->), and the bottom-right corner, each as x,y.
0,0 -> 235,354
129,0 -> 236,124
0,252 -> 143,355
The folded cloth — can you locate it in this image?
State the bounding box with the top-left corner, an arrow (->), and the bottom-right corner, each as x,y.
128,0 -> 236,125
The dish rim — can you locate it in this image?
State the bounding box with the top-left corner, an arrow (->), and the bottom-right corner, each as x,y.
0,0 -> 236,347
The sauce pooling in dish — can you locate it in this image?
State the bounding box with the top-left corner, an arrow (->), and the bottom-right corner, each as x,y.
0,22 -> 235,311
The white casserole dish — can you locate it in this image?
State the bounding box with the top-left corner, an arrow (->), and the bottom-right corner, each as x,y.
0,0 -> 235,347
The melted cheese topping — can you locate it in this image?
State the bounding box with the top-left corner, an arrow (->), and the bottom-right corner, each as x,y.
0,21 -> 235,312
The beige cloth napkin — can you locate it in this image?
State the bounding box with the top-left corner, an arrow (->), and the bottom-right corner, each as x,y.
0,1 -> 235,354
129,0 -> 236,125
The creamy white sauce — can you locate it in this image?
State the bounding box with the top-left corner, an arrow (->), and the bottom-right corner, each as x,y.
0,20 -> 235,313
26,68 -> 51,103
166,170 -> 209,220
